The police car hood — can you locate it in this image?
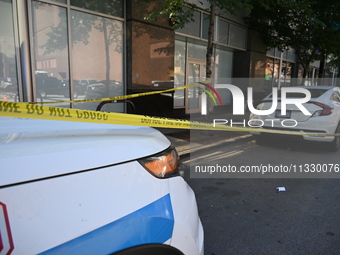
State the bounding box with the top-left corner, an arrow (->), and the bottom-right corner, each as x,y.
0,117 -> 171,187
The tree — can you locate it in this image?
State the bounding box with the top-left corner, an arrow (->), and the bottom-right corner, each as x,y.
144,0 -> 251,79
246,0 -> 340,80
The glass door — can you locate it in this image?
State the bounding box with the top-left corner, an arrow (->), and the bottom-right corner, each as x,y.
186,60 -> 206,114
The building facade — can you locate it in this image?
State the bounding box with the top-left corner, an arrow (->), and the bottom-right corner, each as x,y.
1,0 -> 333,117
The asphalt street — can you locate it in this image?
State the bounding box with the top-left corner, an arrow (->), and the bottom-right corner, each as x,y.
161,128 -> 340,255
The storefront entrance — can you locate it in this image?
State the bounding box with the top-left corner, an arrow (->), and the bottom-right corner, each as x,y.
186,59 -> 206,114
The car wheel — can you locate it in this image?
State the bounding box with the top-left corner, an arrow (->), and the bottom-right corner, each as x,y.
328,123 -> 340,151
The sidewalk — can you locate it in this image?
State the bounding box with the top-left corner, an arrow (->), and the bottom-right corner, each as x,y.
156,109 -> 253,157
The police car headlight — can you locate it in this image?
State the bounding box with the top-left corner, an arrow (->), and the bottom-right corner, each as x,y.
138,146 -> 179,178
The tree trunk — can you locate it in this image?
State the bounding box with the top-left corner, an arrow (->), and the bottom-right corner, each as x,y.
202,2 -> 216,118
318,51 -> 327,79
206,2 -> 216,79
300,67 -> 307,86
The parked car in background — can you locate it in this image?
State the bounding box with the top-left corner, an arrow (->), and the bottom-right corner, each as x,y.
81,80 -> 125,111
0,77 -> 18,93
78,79 -> 103,95
0,117 -> 204,255
250,86 -> 340,151
36,76 -> 79,99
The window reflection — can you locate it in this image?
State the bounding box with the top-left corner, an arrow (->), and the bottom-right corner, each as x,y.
0,0 -> 19,102
188,43 -> 206,60
202,13 -> 210,40
218,19 -> 229,45
265,57 -> 294,88
32,2 -> 70,107
71,10 -> 124,111
70,0 -> 123,18
188,63 -> 200,109
229,24 -> 246,49
176,10 -> 200,37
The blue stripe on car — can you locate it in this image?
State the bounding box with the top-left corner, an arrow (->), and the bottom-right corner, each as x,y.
38,194 -> 174,255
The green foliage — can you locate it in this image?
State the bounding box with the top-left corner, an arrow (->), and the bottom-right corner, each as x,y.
215,0 -> 252,15
144,0 -> 251,29
144,0 -> 196,29
247,0 -> 340,75
39,1 -> 123,55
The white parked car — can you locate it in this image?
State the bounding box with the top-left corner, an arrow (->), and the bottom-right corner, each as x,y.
249,86 -> 340,151
0,117 -> 204,255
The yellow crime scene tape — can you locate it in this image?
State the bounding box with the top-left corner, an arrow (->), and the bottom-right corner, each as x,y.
0,100 -> 337,137
0,79 -> 338,137
31,80 -> 211,105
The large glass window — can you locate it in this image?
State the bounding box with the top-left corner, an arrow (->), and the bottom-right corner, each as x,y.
188,43 -> 206,60
217,19 -> 247,50
176,11 -> 247,51
218,19 -> 229,45
71,10 -> 124,111
202,13 -> 210,40
70,0 -> 123,18
267,48 -> 296,63
0,0 -> 19,102
229,24 -> 246,49
32,2 -> 70,107
31,1 -> 124,111
176,10 -> 200,37
287,49 -> 296,62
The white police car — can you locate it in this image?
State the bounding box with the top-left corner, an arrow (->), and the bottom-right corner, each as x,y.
0,117 -> 204,255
